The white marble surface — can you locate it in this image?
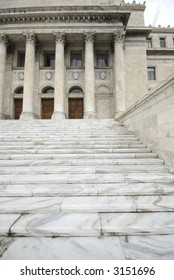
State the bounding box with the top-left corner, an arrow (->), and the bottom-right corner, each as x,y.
101,212 -> 174,235
0,237 -> 125,260
0,197 -> 63,213
0,214 -> 20,235
11,213 -> 101,236
119,235 -> 174,260
1,235 -> 174,260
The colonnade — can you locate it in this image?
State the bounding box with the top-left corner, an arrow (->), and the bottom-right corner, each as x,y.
0,31 -> 126,119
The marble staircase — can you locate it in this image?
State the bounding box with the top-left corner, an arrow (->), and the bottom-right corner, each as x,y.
0,119 -> 174,239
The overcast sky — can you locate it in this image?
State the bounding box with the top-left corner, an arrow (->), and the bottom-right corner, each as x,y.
140,0 -> 174,27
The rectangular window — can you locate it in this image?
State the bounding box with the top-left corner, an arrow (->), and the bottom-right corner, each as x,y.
147,39 -> 152,48
44,52 -> 55,67
17,52 -> 25,67
160,38 -> 166,48
148,67 -> 156,80
70,52 -> 82,68
97,52 -> 108,67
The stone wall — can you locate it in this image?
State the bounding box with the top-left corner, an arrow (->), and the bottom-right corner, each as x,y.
116,74 -> 174,172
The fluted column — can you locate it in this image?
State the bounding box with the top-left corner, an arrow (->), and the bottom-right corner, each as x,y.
84,32 -> 96,119
52,32 -> 65,119
20,32 -> 36,119
113,31 -> 126,117
0,34 -> 7,119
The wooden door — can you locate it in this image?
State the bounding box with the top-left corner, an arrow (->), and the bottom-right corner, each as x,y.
69,98 -> 83,119
42,98 -> 54,119
14,99 -> 23,119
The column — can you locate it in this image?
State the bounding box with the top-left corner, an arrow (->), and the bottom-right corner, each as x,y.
0,33 -> 7,119
20,32 -> 35,119
113,31 -> 126,117
52,32 -> 65,119
84,32 -> 96,119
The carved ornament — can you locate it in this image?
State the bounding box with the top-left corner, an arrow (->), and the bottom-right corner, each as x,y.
0,33 -> 8,46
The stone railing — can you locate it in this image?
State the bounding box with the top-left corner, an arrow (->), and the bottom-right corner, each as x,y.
116,74 -> 174,172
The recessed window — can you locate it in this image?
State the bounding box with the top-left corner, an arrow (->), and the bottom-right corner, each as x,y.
148,67 -> 156,81
69,87 -> 83,94
44,52 -> 55,67
97,52 -> 108,67
17,52 -> 25,67
147,39 -> 152,48
70,52 -> 82,68
160,38 -> 166,48
42,87 -> 54,93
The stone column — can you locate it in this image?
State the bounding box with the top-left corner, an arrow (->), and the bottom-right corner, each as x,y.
84,32 -> 96,119
113,31 -> 126,117
20,32 -> 36,119
52,32 -> 65,119
0,33 -> 7,119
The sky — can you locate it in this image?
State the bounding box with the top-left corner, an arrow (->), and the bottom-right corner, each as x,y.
140,0 -> 174,27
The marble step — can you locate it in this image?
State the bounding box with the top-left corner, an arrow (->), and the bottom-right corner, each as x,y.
0,152 -> 158,160
0,158 -> 164,167
1,183 -> 174,197
0,165 -> 168,175
0,195 -> 174,214
1,212 -> 174,237
0,147 -> 153,155
1,173 -> 173,184
0,143 -> 147,151
0,212 -> 174,237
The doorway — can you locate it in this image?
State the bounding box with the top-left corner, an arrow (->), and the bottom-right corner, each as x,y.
41,98 -> 54,119
14,98 -> 23,119
68,98 -> 84,119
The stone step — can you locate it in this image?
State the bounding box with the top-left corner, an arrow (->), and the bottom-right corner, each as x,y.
0,147 -> 153,155
0,158 -> 164,167
1,212 -> 174,237
0,143 -> 147,151
0,173 -> 173,184
1,183 -> 174,197
0,195 -> 174,214
0,152 -> 158,160
0,165 -> 168,175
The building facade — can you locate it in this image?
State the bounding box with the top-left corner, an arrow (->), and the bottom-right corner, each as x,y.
0,0 -> 174,120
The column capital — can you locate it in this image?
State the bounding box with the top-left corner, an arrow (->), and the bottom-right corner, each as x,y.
0,33 -> 8,47
83,32 -> 95,44
53,32 -> 65,45
113,31 -> 125,43
23,32 -> 36,45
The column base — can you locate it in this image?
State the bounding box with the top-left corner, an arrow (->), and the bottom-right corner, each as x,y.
84,112 -> 96,119
51,111 -> 66,120
20,112 -> 35,120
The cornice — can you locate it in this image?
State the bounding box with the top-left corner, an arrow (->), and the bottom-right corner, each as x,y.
0,6 -> 131,26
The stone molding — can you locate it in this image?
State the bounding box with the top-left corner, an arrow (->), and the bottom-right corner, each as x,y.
54,32 -> 65,45
0,33 -> 8,46
113,31 -> 125,43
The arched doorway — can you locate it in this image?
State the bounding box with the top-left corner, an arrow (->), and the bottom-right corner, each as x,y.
41,87 -> 54,119
14,86 -> 23,119
68,87 -> 84,119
